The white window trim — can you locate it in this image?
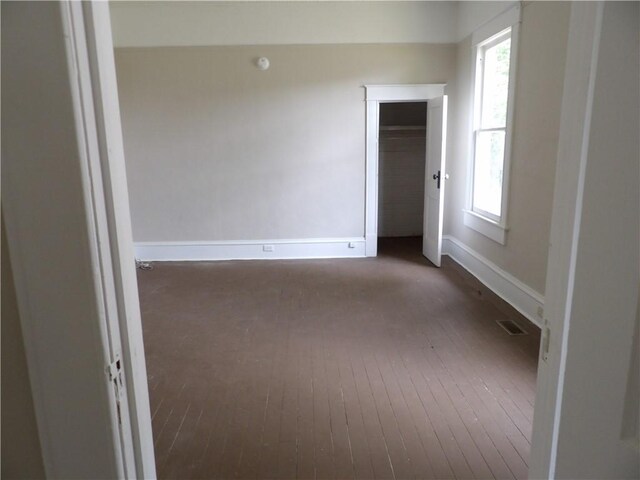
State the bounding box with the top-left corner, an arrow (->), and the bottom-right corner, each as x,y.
465,4 -> 521,245
463,209 -> 508,244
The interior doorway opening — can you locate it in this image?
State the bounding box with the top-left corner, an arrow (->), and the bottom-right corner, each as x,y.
8,4 -> 637,477
377,102 -> 427,259
378,102 -> 427,244
364,84 -> 448,265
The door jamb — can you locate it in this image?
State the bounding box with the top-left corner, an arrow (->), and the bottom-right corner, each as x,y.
79,2 -> 157,477
364,84 -> 446,257
2,1 -> 154,476
528,2 -> 605,477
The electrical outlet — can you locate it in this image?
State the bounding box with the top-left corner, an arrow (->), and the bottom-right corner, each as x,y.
263,245 -> 274,252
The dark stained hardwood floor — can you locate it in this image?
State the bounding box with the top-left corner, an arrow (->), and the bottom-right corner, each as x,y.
137,237 -> 541,479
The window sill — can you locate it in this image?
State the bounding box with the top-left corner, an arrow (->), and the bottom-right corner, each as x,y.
463,210 -> 508,245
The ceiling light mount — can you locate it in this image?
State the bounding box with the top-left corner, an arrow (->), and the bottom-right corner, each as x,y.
256,57 -> 270,71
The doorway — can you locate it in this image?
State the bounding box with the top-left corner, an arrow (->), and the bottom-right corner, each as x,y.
364,84 -> 447,266
377,102 -> 427,259
7,3 -> 637,479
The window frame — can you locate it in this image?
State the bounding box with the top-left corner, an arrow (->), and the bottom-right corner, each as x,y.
464,5 -> 521,245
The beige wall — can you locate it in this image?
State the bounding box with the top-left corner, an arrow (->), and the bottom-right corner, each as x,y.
116,44 -> 456,242
443,1 -> 571,294
115,1 -> 569,295
110,1 -> 459,47
456,1 -> 517,40
1,219 -> 45,479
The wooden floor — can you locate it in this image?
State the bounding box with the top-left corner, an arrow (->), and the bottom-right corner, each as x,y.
138,237 -> 540,480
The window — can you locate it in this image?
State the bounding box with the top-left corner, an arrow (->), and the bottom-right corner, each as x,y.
473,31 -> 511,219
465,6 -> 520,245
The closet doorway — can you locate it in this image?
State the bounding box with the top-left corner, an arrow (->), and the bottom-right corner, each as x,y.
377,102 -> 427,253
364,84 -> 448,266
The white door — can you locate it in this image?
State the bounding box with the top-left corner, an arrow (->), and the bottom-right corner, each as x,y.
422,96 -> 448,266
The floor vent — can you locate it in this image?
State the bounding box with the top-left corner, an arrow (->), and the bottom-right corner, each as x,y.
496,319 -> 527,336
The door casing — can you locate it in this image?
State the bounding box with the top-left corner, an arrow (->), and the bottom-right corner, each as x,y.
364,84 -> 447,258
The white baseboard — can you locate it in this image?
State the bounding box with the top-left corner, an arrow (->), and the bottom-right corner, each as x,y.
134,237 -> 366,262
135,235 -> 542,325
442,235 -> 544,328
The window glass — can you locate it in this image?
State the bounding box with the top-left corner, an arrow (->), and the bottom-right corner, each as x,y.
480,37 -> 511,129
473,130 -> 505,217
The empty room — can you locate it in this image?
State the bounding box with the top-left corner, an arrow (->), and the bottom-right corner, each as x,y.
113,1 -> 560,477
2,1 -> 638,480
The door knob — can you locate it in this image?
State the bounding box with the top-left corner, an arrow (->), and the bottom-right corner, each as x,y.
433,170 -> 441,189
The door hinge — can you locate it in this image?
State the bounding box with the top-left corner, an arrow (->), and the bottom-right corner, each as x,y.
107,354 -> 124,424
541,320 -> 551,362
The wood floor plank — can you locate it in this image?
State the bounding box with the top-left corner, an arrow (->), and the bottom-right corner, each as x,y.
385,348 -> 456,480
373,350 -> 438,480
347,347 -> 397,480
397,347 -> 476,479
332,346 -> 374,480
361,350 -> 415,480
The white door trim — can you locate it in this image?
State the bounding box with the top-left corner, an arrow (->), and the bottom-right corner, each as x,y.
3,1 -> 147,476
80,3 -> 157,477
64,2 -> 137,475
364,84 -> 446,256
528,3 -> 605,478
3,2 -> 156,477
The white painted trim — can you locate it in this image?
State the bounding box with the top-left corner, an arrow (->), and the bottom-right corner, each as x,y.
3,2 -> 141,476
500,20 -> 520,231
365,100 -> 380,257
135,238 -> 366,261
466,7 -> 521,243
80,2 -> 156,478
364,84 -> 447,257
442,235 -> 544,327
64,3 -> 135,475
529,3 -> 605,478
463,209 -> 508,245
364,84 -> 446,102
